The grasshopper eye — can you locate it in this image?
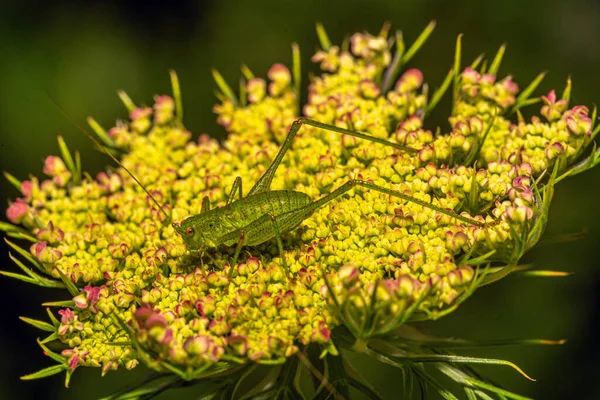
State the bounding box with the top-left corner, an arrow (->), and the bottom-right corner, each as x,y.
186,227 -> 194,236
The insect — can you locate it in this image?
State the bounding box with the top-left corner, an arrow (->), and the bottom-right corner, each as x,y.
56,102 -> 487,275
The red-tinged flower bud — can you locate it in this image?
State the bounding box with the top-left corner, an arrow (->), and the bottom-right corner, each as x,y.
235,289 -> 251,306
227,335 -> 248,355
30,241 -> 62,264
545,142 -> 566,160
359,79 -> 380,98
133,306 -> 154,323
338,264 -> 359,286
397,275 -> 416,297
247,78 -> 266,103
153,95 -> 175,125
396,69 -> 423,93
407,240 -> 420,254
108,242 -> 130,259
399,115 -> 423,131
418,146 -> 435,163
480,74 -> 496,85
311,321 -> 331,343
43,156 -> 67,177
461,67 -> 480,84
6,199 -> 29,224
268,63 -> 292,85
447,269 -> 464,286
469,116 -> 484,133
246,257 -> 260,273
36,221 -> 65,244
130,107 -> 152,133
513,175 -> 532,189
21,180 -> 33,200
505,205 -> 534,222
183,335 -> 212,355
208,318 -> 230,336
501,77 -> 519,94
196,296 -> 215,317
565,114 -> 592,137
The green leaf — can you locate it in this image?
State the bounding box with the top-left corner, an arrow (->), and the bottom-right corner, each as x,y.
212,69 -> 238,106
99,374 -> 182,400
117,90 -> 136,113
19,316 -> 55,332
465,378 -> 533,400
169,69 -> 183,122
409,363 -> 459,400
21,364 -> 67,381
401,20 -> 436,64
315,22 -> 332,50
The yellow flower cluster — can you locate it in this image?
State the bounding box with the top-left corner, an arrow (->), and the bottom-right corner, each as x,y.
4,28 -> 594,378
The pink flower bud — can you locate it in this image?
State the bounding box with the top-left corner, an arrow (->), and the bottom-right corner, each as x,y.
247,78 -> 267,103
184,335 -> 212,355
359,79 -> 380,98
396,69 -> 424,92
43,156 -> 66,177
338,264 -> 359,286
268,63 -> 292,85
6,199 -> 29,224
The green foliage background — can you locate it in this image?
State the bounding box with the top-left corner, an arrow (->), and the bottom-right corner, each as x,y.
1,0 -> 599,398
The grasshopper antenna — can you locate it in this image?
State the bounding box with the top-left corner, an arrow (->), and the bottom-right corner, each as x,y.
46,92 -> 171,222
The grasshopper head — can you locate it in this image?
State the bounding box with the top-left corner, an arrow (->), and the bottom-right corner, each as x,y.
172,218 -> 210,252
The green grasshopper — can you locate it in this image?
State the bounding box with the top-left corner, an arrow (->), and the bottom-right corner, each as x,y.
60,102 -> 486,276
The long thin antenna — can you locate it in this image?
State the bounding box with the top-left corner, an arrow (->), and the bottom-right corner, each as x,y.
46,93 -> 170,221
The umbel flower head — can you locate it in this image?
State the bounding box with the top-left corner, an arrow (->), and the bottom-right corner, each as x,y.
2,22 -> 596,398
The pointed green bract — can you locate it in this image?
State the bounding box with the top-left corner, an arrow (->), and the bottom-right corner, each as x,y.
42,300 -> 76,307
117,90 -> 136,113
401,20 -> 436,64
241,64 -> 254,80
21,364 -> 68,381
169,70 -> 183,121
381,31 -> 405,94
561,75 -> 572,104
212,69 -> 238,105
315,22 -> 332,50
512,72 -> 546,113
3,171 -> 22,191
19,316 -> 55,332
57,135 -> 81,184
453,34 -> 463,110
487,43 -> 507,76
292,43 -> 301,115
426,67 -> 453,116
86,117 -> 113,147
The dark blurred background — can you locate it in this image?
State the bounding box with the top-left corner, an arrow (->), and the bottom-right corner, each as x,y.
1,0 -> 600,398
